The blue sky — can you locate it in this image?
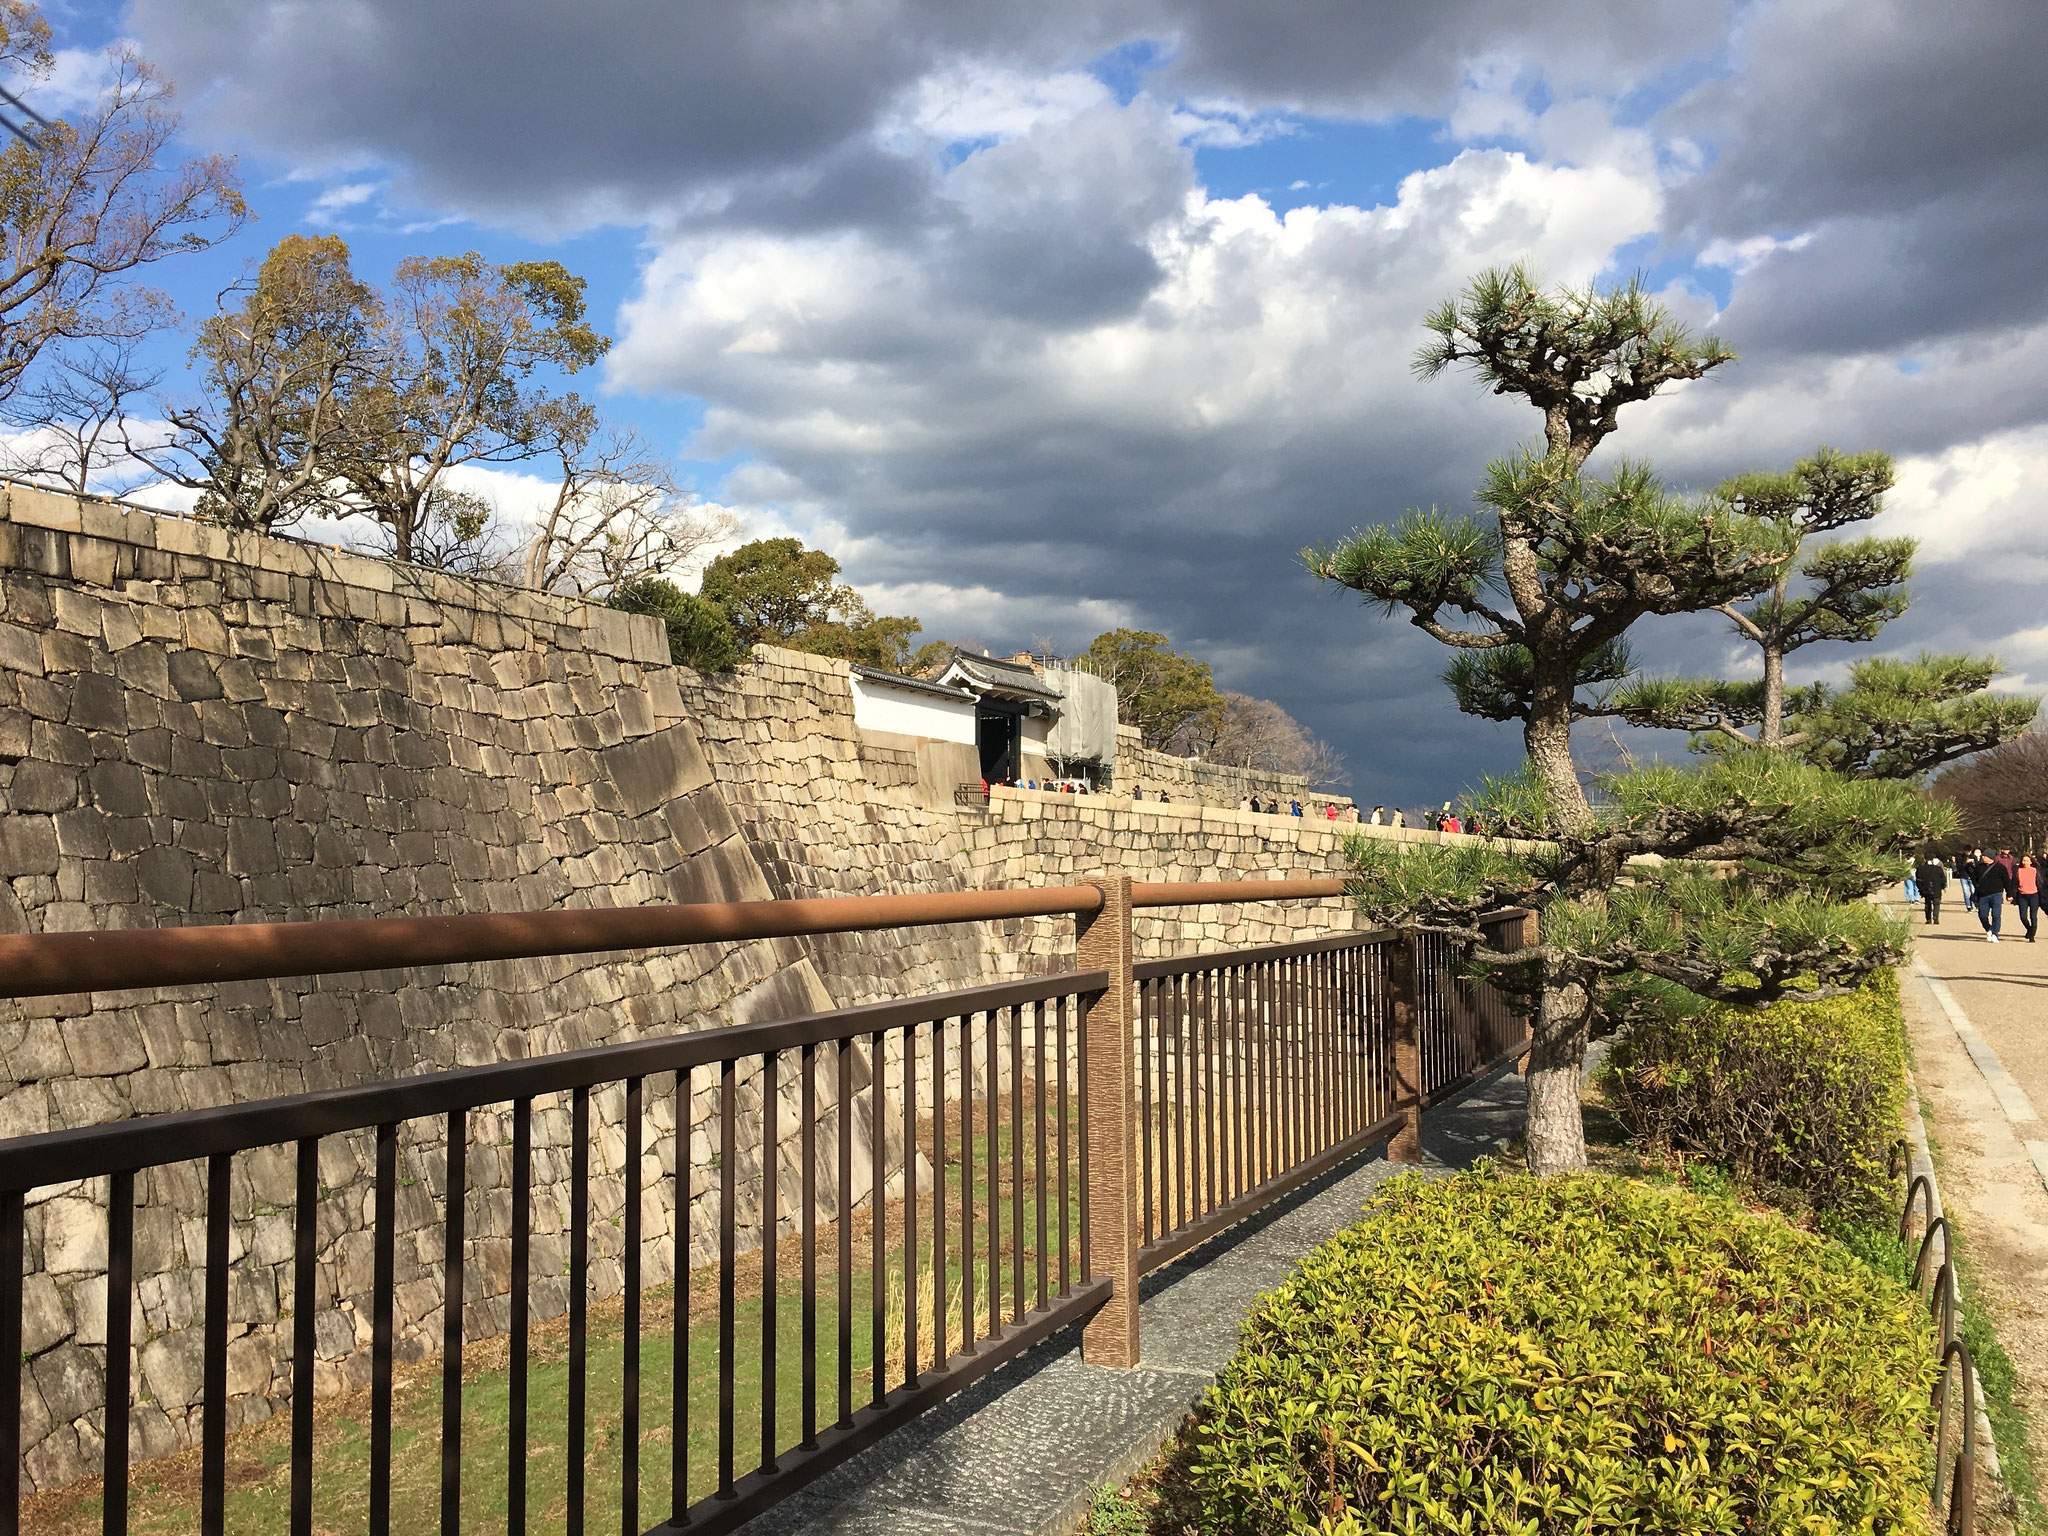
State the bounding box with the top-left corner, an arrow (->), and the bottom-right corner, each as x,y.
21,0 -> 2048,804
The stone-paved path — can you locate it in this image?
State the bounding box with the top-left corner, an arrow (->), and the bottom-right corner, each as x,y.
734,1066 -> 1526,1536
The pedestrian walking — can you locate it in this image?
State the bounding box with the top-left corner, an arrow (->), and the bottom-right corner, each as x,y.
1975,849 -> 2015,942
2019,854 -> 2042,943
1914,853 -> 1948,925
1368,805 -> 1384,825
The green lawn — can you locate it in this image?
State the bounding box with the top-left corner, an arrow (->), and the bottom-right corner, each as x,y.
25,1106 -> 1082,1536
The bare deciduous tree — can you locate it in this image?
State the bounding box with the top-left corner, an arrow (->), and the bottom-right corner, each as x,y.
1934,733 -> 2048,852
0,335 -> 158,493
519,411 -> 738,597
1171,691 -> 1349,788
0,28 -> 245,404
132,234 -> 381,529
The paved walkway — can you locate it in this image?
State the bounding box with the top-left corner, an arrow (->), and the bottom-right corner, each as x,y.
737,1066 -> 1527,1536
1889,895 -> 2048,1495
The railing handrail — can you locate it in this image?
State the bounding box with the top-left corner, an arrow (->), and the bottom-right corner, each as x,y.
0,877 -> 1380,1001
0,967 -> 1111,1191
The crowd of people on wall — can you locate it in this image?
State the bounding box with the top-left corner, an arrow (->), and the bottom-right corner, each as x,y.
981,776 -> 1492,837
1909,847 -> 2043,943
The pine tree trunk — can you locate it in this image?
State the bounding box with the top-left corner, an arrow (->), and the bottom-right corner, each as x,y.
1524,977 -> 1590,1175
1523,690 -> 1594,833
1759,644 -> 1785,748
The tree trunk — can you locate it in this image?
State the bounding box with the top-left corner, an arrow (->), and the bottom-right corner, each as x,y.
1759,643 -> 1785,748
1524,976 -> 1590,1175
1523,691 -> 1594,833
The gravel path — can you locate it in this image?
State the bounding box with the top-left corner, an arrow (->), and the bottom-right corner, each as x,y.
1891,894 -> 2048,1505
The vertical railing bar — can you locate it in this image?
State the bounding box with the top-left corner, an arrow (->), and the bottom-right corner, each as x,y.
369,1124 -> 397,1536
1196,966 -> 1212,1220
1010,1002 -> 1025,1326
1139,977 -> 1154,1247
954,1015 -> 970,1368
933,1017 -> 947,1371
801,1042 -> 818,1450
201,1152 -> 231,1536
510,1098 -> 532,1536
0,1190 -> 22,1536
903,1022 -> 919,1389
1292,955 -> 1306,1170
1057,994 -> 1072,1295
870,1031 -> 885,1407
761,1056 -> 774,1482
718,1059 -> 737,1497
102,1169 -> 134,1536
291,1138 -> 318,1536
1179,974 -> 1196,1236
985,1005 -> 999,1340
622,1079 -> 642,1536
441,1111 -> 467,1536
1078,986 -> 1093,1282
1229,966 -> 1244,1202
568,1087 -> 591,1536
837,1037 -> 855,1430
760,1053 -> 779,1476
1317,950 -> 1332,1153
1034,998 -> 1049,1312
670,1071 -> 689,1524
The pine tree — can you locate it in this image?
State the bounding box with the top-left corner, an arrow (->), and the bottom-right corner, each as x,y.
1310,266 -> 1770,832
1606,447 -> 2037,776
1307,267 -> 1955,1173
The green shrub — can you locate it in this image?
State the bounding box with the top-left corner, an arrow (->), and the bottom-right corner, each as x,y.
608,577 -> 744,671
1604,971 -> 1906,1217
1193,1168 -> 1933,1535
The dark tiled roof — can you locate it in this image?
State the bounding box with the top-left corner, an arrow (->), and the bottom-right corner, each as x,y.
940,649 -> 1063,702
850,663 -> 978,702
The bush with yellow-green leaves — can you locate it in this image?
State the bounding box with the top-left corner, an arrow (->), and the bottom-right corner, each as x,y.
1604,971 -> 1907,1218
1193,1168 -> 1934,1534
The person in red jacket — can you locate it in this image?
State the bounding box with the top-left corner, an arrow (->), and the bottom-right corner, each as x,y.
2017,854 -> 2042,943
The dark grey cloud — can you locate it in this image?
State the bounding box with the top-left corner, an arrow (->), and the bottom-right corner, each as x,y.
131,0 -> 1715,234
122,0 -> 2048,800
1667,0 -> 2048,360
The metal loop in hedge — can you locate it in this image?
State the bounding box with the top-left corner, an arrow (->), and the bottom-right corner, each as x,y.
1912,1214 -> 1950,1296
1901,1172 -> 1939,1244
1931,1337 -> 1979,1532
1929,1259 -> 1960,1351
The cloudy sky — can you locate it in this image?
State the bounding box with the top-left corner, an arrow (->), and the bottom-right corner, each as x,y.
36,0 -> 2048,803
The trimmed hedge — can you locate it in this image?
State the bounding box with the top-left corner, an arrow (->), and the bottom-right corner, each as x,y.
1604,972 -> 1906,1217
1194,1169 -> 1933,1535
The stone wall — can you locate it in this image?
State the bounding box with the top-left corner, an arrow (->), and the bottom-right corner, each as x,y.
0,491 -> 1460,1491
0,487 -> 893,1490
1111,726 -> 1353,815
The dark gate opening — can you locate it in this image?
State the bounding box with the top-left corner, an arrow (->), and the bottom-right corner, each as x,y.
977,704 -> 1022,782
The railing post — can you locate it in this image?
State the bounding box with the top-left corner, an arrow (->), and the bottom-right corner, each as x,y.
1388,927 -> 1424,1163
1077,871 -> 1140,1367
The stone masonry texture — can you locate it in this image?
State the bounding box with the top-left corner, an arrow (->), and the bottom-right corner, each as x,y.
0,488 -> 1469,1491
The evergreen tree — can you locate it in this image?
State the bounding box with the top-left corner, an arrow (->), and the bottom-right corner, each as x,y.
1310,267 -> 1776,831
1309,267 -> 1954,1172
1606,448 -> 2036,776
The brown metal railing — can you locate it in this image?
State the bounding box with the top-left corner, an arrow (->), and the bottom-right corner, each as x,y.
1129,915 -> 1533,1273
0,877 -> 1532,1536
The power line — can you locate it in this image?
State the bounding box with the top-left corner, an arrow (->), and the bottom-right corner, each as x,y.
0,82 -> 50,150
